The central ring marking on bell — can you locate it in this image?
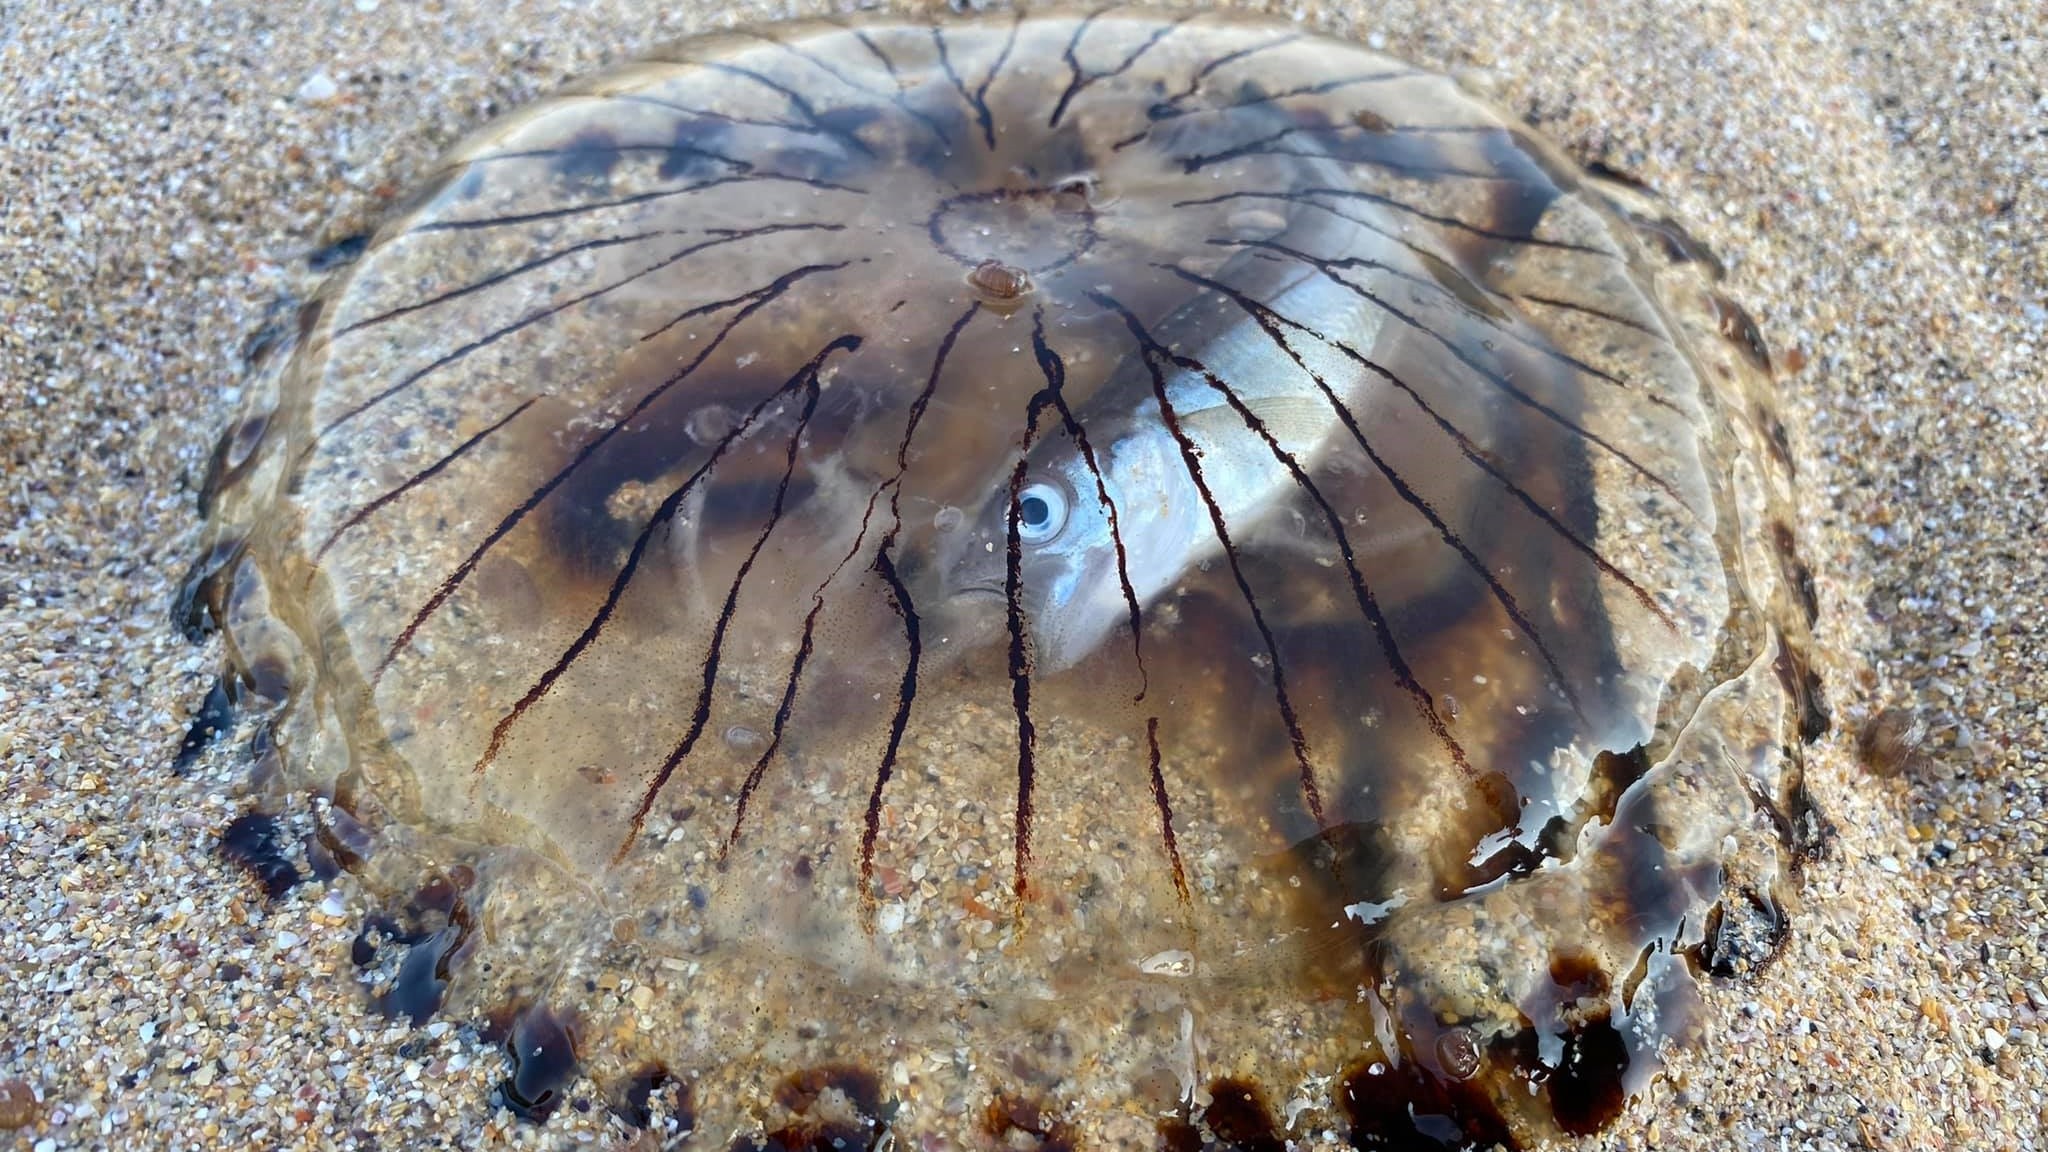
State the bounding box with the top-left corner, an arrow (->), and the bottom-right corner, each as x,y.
927,184 -> 1100,276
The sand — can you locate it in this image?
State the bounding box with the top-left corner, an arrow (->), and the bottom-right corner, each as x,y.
0,0 -> 2041,1149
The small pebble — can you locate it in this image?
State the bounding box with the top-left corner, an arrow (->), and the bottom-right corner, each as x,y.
0,1079 -> 39,1129
296,70 -> 339,102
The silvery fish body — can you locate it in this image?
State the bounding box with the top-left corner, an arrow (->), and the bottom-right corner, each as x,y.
954,251 -> 1397,674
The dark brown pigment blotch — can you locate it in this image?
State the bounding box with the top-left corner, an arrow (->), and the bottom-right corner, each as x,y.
217,812 -> 300,898
493,1006 -> 580,1123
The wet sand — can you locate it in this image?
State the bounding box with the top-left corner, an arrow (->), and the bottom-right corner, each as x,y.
1,1 -> 2041,1149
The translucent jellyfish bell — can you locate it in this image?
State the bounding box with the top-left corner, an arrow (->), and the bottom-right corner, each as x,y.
183,9 -> 1829,1146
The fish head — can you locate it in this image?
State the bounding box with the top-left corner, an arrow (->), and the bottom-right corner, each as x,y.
929,433 -> 1140,675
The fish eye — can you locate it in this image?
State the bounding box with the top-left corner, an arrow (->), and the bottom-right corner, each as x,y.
1016,480 -> 1070,544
